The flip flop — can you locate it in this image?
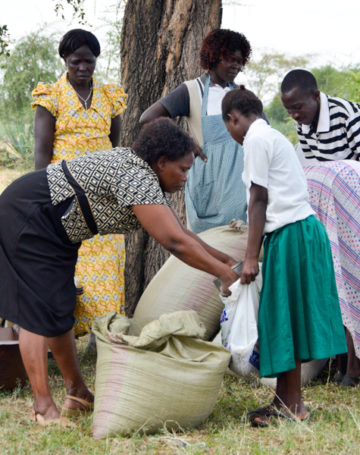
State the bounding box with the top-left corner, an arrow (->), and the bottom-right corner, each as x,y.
341,375 -> 360,387
31,410 -> 77,428
248,405 -> 277,417
249,408 -> 310,427
273,410 -> 311,423
61,395 -> 94,416
249,409 -> 275,427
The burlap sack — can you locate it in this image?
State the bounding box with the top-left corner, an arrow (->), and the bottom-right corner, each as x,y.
92,311 -> 231,439
131,224 -> 249,339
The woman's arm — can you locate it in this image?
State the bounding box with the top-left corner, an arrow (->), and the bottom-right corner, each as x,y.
140,84 -> 188,125
241,183 -> 268,284
109,115 -> 121,147
132,204 -> 239,292
139,101 -> 171,125
169,207 -> 237,267
33,105 -> 55,170
140,103 -> 207,161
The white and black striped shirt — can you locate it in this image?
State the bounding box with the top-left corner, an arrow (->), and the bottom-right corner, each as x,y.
297,92 -> 360,161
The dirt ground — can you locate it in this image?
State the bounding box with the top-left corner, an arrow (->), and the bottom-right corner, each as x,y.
0,167 -> 28,193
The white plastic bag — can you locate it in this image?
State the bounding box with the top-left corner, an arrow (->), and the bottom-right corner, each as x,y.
220,269 -> 262,377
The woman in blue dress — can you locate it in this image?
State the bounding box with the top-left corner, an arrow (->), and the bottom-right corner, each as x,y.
140,29 -> 252,233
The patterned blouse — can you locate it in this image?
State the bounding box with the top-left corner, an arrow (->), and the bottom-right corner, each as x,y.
32,73 -> 127,160
47,148 -> 168,243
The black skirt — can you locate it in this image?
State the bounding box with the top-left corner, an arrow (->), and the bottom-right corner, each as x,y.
0,169 -> 80,337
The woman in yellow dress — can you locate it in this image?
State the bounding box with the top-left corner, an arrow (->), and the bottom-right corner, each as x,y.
32,29 -> 127,337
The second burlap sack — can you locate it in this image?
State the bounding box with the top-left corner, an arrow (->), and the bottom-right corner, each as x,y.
131,224 -> 249,339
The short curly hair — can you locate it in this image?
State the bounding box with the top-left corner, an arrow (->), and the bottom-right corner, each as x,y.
200,29 -> 252,70
132,118 -> 200,166
58,29 -> 101,59
222,86 -> 263,121
281,69 -> 318,95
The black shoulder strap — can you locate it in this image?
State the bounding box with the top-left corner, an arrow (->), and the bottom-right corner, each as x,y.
61,160 -> 98,236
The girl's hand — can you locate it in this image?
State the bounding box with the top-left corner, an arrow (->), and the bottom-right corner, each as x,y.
240,258 -> 259,284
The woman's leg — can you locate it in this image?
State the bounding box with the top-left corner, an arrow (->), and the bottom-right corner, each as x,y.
343,328 -> 360,386
18,328 -> 59,419
48,329 -> 93,411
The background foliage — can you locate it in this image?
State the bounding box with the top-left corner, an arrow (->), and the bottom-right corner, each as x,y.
2,0 -> 360,166
0,1 -> 124,169
0,31 -> 63,166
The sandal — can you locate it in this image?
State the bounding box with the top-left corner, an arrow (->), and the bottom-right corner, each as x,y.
61,395 -> 94,416
341,374 -> 360,387
249,408 -> 276,427
248,404 -> 277,417
249,407 -> 310,428
273,410 -> 311,423
31,411 -> 77,428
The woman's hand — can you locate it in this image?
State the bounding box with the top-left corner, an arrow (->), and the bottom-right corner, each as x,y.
194,147 -> 208,162
219,267 -> 240,296
240,257 -> 259,284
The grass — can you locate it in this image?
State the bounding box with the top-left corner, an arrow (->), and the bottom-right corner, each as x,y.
1,337 -> 359,455
0,171 -> 359,454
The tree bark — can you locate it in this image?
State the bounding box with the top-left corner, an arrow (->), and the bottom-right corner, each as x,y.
120,0 -> 222,315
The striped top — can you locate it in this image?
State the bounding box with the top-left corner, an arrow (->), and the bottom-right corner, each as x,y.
297,92 -> 360,161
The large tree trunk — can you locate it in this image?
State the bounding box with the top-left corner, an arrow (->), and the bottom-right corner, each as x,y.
120,0 -> 222,315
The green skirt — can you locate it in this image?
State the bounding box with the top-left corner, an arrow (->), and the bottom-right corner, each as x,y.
258,215 -> 347,378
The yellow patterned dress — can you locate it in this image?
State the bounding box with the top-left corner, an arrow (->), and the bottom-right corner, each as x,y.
32,73 -> 127,336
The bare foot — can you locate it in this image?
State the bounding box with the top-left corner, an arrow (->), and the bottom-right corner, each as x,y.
33,397 -> 60,421
32,411 -> 76,428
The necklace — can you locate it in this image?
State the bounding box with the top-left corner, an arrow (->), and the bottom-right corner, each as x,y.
73,82 -> 93,109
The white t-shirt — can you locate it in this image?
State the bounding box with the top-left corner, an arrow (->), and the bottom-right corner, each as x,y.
197,81 -> 232,116
242,119 -> 314,234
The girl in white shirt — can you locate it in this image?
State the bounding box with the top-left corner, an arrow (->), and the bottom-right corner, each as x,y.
222,87 -> 347,427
